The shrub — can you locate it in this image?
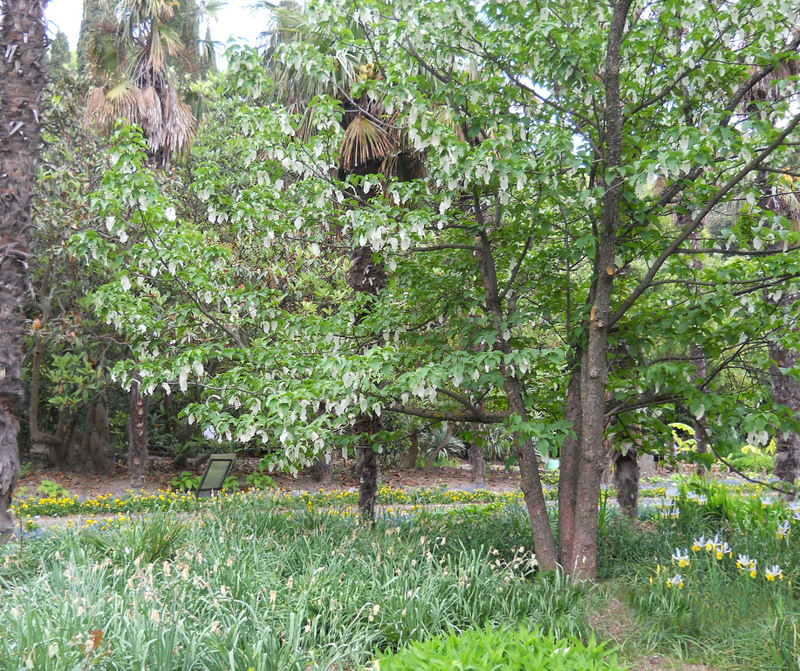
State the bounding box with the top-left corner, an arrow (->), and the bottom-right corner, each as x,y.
373,626 -> 624,670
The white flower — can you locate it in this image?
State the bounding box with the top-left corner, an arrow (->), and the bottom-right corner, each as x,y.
666,574 -> 684,589
765,564 -> 784,582
777,520 -> 791,540
671,549 -> 690,568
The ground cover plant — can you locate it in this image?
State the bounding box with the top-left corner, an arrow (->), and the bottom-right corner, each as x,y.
598,477 -> 800,670
2,477 -> 798,669
1,494 -> 601,670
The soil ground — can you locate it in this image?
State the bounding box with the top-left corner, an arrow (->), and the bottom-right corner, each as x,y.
16,455 -> 524,500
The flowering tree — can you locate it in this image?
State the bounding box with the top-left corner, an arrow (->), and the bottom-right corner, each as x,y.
77,0 -> 800,578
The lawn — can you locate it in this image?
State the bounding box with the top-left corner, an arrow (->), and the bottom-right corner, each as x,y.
1,477 -> 797,670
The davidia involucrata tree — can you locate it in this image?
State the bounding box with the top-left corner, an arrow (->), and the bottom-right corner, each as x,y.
76,0 -> 800,578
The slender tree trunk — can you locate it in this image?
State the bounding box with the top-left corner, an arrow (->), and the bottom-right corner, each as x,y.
402,430 -> 419,469
310,455 -> 332,486
0,0 -> 49,532
691,344 -> 709,476
690,231 -> 709,476
474,207 -> 557,571
770,340 -> 800,484
558,367 -> 582,569
612,444 -> 639,518
425,423 -> 453,467
757,173 -> 800,485
128,378 -> 149,488
568,0 -> 632,579
468,439 -> 486,485
354,414 -> 380,521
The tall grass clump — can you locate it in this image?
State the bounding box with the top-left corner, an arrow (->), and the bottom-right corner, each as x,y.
0,494 -> 594,669
597,477 -> 800,670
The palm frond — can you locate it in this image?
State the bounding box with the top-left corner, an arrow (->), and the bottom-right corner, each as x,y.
339,113 -> 392,171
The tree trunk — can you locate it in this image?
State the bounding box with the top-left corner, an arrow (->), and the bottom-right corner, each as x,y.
474,213 -> 557,571
468,439 -> 485,485
402,430 -> 419,469
89,399 -> 113,474
770,340 -> 800,484
757,174 -> 800,486
0,0 -> 49,532
567,0 -> 632,579
354,414 -> 380,521
425,423 -> 453,467
128,379 -> 149,488
310,455 -> 332,486
558,366 -> 582,569
691,344 -> 709,477
612,445 -> 639,518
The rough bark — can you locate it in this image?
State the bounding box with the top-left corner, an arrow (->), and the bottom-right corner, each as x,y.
612,445 -> 639,518
425,423 -> 454,466
758,175 -> 800,485
28,258 -> 65,462
128,379 -> 149,488
310,455 -> 332,486
0,0 -> 49,532
569,0 -> 632,579
557,367 -> 583,570
354,414 -> 380,521
770,339 -> 800,484
401,430 -> 419,469
468,440 -> 485,484
691,344 -> 709,477
89,400 -> 113,474
475,223 -> 558,571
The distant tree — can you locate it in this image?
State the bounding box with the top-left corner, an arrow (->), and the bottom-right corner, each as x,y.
76,0 -> 114,75
81,0 -> 225,166
45,29 -> 70,78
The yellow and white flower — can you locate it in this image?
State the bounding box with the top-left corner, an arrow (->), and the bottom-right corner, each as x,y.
671,549 -> 690,568
666,573 -> 684,589
765,565 -> 784,582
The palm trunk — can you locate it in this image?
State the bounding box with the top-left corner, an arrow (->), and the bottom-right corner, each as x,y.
0,0 -> 49,531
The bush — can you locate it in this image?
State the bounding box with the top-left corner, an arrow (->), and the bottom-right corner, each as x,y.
374,626 -> 624,670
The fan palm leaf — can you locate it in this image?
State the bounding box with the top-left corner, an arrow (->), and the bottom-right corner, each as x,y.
339,113 -> 393,171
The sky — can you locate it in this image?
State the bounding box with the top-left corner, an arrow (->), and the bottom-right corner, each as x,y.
45,0 -> 269,58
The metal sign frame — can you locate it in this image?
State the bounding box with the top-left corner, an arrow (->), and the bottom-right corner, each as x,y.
195,453 -> 236,498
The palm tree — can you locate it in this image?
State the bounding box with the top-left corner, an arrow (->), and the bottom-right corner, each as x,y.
83,0 -> 221,166
0,0 -> 49,533
263,4 -> 423,518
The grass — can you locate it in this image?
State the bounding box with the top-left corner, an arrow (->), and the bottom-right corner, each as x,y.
1,495 -> 598,670
2,476 -> 797,669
